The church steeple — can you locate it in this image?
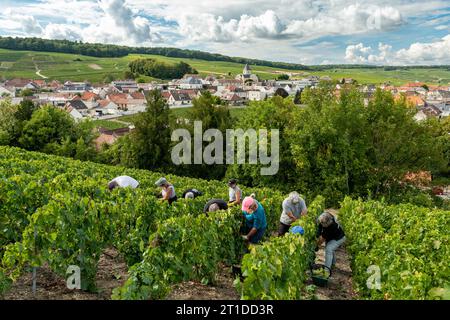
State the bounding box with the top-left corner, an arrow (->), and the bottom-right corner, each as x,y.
243,64 -> 251,75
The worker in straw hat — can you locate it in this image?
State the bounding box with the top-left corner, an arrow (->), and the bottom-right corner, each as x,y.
155,177 -> 177,204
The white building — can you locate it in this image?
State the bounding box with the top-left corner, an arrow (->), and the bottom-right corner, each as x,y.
248,90 -> 267,101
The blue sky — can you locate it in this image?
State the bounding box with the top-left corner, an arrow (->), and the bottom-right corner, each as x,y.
0,0 -> 449,65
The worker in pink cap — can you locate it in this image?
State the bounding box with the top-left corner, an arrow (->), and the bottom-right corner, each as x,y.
241,196 -> 267,244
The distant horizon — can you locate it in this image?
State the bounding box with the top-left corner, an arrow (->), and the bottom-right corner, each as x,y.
1,35 -> 450,69
0,0 -> 449,66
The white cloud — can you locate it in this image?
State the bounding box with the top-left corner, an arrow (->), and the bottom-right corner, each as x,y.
0,0 -> 449,64
395,35 -> 450,64
177,10 -> 285,43
345,35 -> 450,65
99,0 -> 157,43
42,23 -> 82,41
176,4 -> 403,44
284,4 -> 403,40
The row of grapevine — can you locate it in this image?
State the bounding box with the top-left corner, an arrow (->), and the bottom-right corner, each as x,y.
339,197 -> 449,300
112,208 -> 244,299
237,196 -> 325,299
0,146 -> 295,298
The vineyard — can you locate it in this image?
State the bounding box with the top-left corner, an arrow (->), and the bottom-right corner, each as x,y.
340,198 -> 449,300
0,145 -> 448,300
0,146 -> 326,300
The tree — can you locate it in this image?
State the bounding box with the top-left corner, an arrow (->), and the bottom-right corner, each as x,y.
123,70 -> 136,80
115,89 -> 171,169
20,89 -> 34,97
0,100 -> 19,145
277,74 -> 290,80
172,91 -> 232,180
103,74 -> 115,84
287,87 -> 446,205
19,105 -> 76,151
226,96 -> 299,190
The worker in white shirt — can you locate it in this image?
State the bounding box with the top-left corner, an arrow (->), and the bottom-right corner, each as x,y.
108,176 -> 139,191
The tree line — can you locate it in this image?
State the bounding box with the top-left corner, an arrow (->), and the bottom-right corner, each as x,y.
128,59 -> 197,80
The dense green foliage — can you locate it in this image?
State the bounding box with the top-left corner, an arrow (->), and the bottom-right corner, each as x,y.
0,100 -> 99,161
0,146 -> 288,298
227,86 -> 448,206
238,195 -> 325,299
129,59 -> 197,80
110,90 -> 171,169
340,198 -> 449,300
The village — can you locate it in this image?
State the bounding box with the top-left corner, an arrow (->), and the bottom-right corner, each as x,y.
1,64 -> 449,125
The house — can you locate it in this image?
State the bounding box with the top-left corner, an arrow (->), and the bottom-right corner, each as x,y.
414,105 -> 442,121
4,78 -> 39,92
65,100 -> 88,117
48,80 -> 62,91
403,82 -> 426,90
167,90 -> 192,105
94,127 -> 132,150
65,106 -> 84,121
107,93 -> 129,110
95,100 -> 120,116
61,81 -> 92,93
427,90 -> 450,102
0,85 -> 15,97
248,90 -> 267,101
223,93 -> 245,106
111,80 -> 139,93
80,91 -> 99,109
179,77 -> 204,89
340,78 -> 355,85
33,79 -> 47,89
395,94 -> 425,108
273,87 -> 289,98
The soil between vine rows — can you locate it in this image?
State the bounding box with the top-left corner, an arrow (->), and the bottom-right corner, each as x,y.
2,210 -> 357,300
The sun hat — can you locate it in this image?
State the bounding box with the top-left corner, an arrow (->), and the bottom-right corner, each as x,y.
185,192 -> 195,199
288,191 -> 301,204
242,196 -> 255,213
155,177 -> 168,187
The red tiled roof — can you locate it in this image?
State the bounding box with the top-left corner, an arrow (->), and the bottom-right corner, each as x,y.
81,91 -> 98,101
130,91 -> 145,99
161,91 -> 171,99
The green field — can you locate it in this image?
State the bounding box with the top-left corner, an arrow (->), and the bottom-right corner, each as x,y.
0,48 -> 449,85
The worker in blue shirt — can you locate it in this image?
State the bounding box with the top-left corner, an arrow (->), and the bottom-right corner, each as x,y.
241,196 -> 267,244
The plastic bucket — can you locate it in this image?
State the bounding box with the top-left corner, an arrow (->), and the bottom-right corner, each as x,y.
310,263 -> 332,287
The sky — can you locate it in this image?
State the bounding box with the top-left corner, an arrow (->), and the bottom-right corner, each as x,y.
0,0 -> 449,65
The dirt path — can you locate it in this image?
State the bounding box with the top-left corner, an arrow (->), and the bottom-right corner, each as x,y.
304,209 -> 357,300
1,247 -> 128,300
167,264 -> 239,300
31,56 -> 48,79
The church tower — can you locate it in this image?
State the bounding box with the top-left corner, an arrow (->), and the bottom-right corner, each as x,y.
243,64 -> 251,75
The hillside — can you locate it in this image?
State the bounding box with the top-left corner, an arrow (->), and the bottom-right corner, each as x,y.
1,48 -> 450,85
